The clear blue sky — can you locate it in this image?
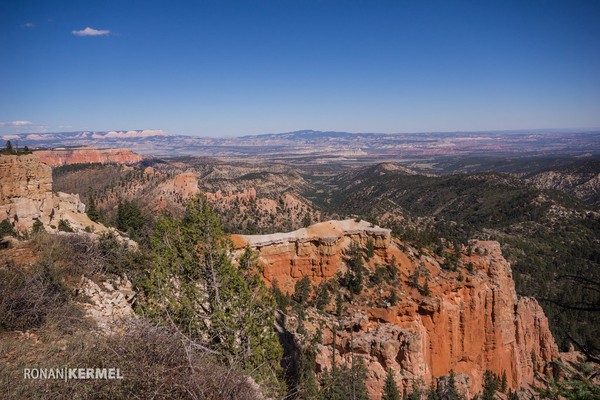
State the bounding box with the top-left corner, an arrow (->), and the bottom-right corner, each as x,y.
1,0 -> 599,137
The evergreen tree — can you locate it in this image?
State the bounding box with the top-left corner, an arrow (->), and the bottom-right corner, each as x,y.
411,268 -> 420,288
5,140 -> 13,153
344,242 -> 365,295
482,370 -> 499,400
532,358 -> 600,400
0,219 -> 16,237
57,219 -> 74,232
420,279 -> 430,296
388,255 -> 398,281
348,356 -> 369,400
303,212 -> 312,228
321,327 -> 346,400
86,191 -> 101,223
294,275 -> 312,305
271,279 -> 290,310
427,381 -> 439,400
142,193 -> 284,396
500,371 -> 507,393
365,238 -> 375,259
31,219 -> 44,235
297,341 -> 319,400
335,292 -> 344,317
439,370 -> 462,400
382,368 -> 401,400
407,380 -> 424,400
316,282 -> 331,311
507,390 -> 519,400
388,289 -> 398,306
116,200 -> 144,238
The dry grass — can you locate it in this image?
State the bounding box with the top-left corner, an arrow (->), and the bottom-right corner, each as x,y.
0,321 -> 263,399
0,233 -> 265,399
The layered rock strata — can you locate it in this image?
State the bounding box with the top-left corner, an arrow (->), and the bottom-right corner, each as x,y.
233,220 -> 559,397
232,220 -> 392,292
0,154 -> 106,233
34,147 -> 142,166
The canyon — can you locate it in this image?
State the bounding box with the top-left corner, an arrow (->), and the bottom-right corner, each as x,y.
233,220 -> 559,397
2,149 -> 593,398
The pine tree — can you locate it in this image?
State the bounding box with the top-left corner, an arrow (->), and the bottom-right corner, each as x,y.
482,370 -> 499,400
344,242 -> 365,295
321,327 -> 346,400
439,370 -> 462,400
294,275 -> 312,305
271,279 -> 290,310
86,191 -> 101,222
388,289 -> 398,306
411,268 -> 420,288
303,212 -> 312,228
407,380 -> 424,400
420,279 -> 430,296
500,371 -> 507,393
116,200 -> 143,238
365,238 -> 375,259
142,193 -> 284,396
427,381 -> 439,400
31,219 -> 44,235
0,219 -> 16,237
349,356 -> 369,400
532,358 -> 600,400
316,282 -> 331,311
388,255 -> 398,281
297,341 -> 319,400
336,292 -> 344,317
382,368 -> 401,400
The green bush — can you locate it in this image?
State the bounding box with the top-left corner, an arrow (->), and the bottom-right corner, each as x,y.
57,219 -> 74,232
0,219 -> 16,237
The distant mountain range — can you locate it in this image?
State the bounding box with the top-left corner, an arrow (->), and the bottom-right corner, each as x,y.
1,129 -> 599,162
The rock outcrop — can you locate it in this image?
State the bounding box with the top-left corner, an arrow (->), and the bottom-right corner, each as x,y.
78,275 -> 136,334
525,169 -> 600,207
34,147 -> 142,167
234,220 -> 559,398
0,154 -> 106,233
232,220 -> 392,293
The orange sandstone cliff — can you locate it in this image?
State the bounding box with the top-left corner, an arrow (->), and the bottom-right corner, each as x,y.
34,147 -> 142,167
232,220 -> 559,398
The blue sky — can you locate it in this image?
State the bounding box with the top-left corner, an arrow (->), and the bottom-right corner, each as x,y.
1,0 -> 599,137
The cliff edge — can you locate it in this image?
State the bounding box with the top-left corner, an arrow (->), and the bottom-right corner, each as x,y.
233,220 -> 559,397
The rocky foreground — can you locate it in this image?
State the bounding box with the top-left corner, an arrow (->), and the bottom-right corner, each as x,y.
233,220 -> 559,397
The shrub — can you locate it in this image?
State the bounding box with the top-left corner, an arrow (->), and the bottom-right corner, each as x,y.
0,219 -> 16,237
57,219 -> 74,232
0,261 -> 69,331
0,321 -> 264,400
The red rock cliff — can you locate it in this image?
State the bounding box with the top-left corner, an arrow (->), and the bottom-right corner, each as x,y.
34,147 -> 142,166
233,220 -> 559,398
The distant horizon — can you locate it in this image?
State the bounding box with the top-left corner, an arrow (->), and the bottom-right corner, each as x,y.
2,126 -> 600,140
